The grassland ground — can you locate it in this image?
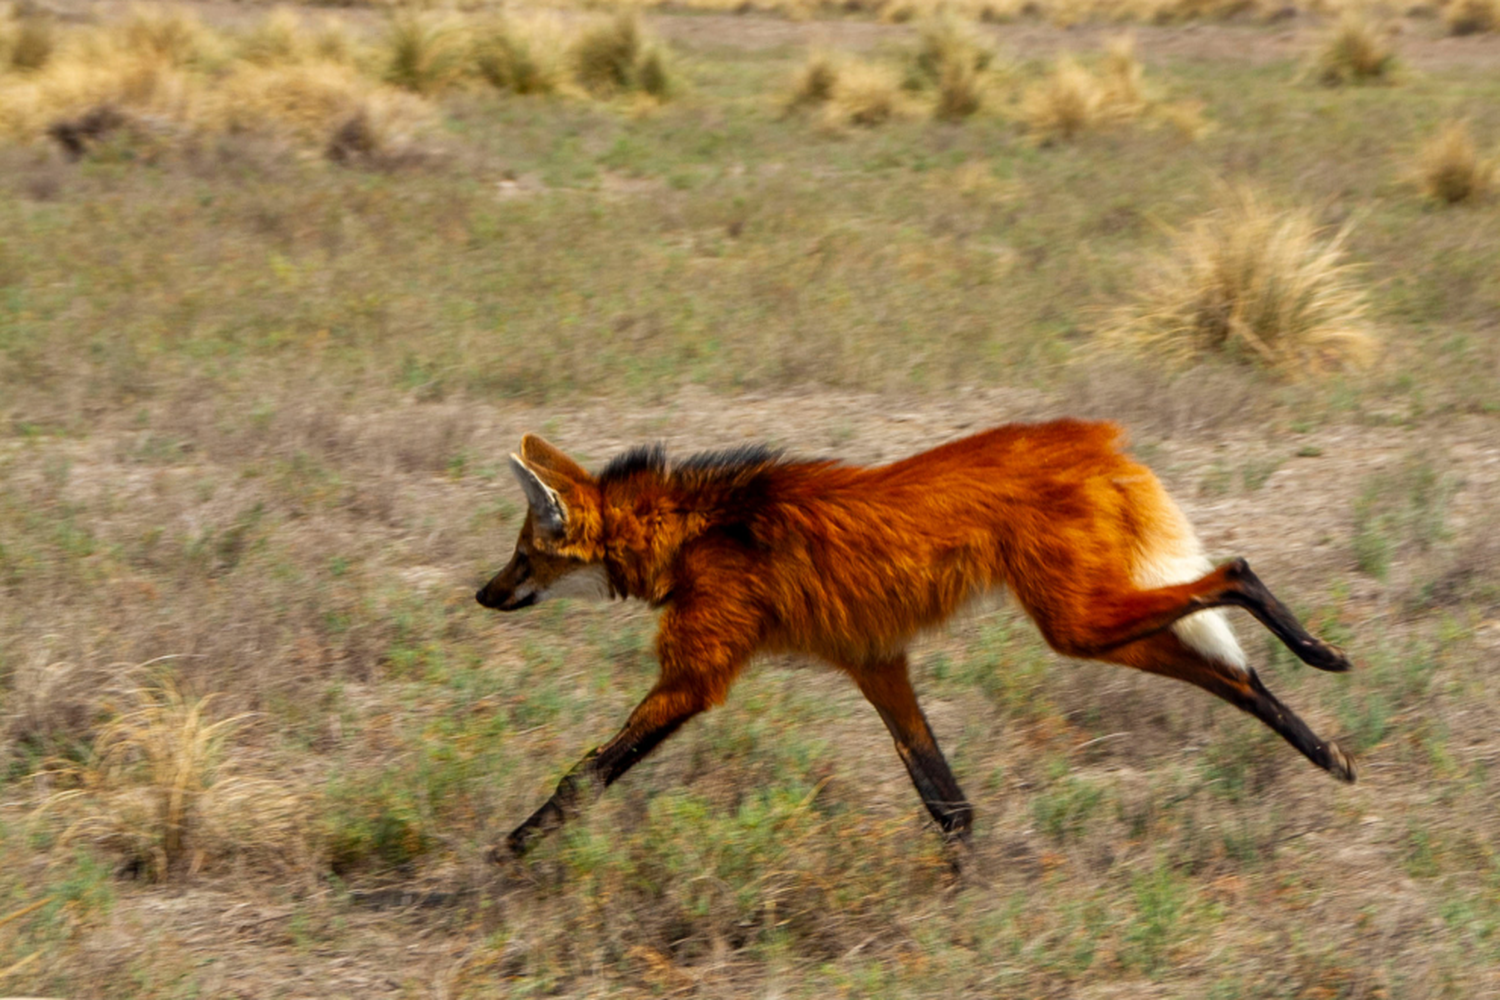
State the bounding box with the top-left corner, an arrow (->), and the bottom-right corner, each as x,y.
3,4 -> 1500,997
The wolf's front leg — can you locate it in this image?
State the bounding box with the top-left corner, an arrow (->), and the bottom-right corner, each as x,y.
496,685 -> 707,861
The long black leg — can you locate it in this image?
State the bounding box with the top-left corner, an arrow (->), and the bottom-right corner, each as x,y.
499,687 -> 704,860
852,656 -> 973,841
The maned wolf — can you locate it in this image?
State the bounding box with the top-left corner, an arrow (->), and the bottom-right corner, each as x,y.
477,422 -> 1354,860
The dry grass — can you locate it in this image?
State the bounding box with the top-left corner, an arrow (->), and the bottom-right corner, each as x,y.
570,13 -> 672,99
471,14 -> 568,96
32,670 -> 291,879
785,47 -> 840,110
907,15 -> 997,119
1309,14 -> 1398,86
379,13 -> 464,96
0,7 -> 427,157
2,10 -> 54,72
824,60 -> 905,127
784,49 -> 909,125
1413,119 -> 1494,205
0,6 -> 678,161
1019,57 -> 1112,141
1107,187 -> 1376,377
1443,0 -> 1500,33
1019,40 -> 1202,141
907,14 -> 994,90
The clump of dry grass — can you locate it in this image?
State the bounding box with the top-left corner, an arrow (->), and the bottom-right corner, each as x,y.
1413,119 -> 1494,204
1106,187 -> 1376,377
471,15 -> 567,95
2,9 -> 55,72
380,13 -> 463,95
217,62 -> 434,158
116,4 -> 222,70
908,14 -> 994,89
1019,57 -> 1110,141
0,9 -> 437,164
569,13 -> 672,99
1309,15 -> 1398,86
907,15 -> 997,120
785,48 -> 841,110
826,61 -> 905,127
236,7 -> 319,67
1443,0 -> 1500,33
33,671 -> 312,879
1018,38 -> 1200,141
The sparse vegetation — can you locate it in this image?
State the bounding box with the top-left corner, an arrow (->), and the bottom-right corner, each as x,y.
471,14 -> 567,95
2,5 -> 1499,997
380,13 -> 463,96
34,672 -> 282,880
1310,14 -> 1398,87
824,59 -> 905,126
569,13 -> 672,99
1443,0 -> 1500,34
1107,187 -> 1376,377
786,48 -> 841,110
1414,119 -> 1494,205
1019,39 -> 1162,141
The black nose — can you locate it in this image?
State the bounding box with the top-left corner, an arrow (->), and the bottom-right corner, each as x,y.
475,589 -> 489,607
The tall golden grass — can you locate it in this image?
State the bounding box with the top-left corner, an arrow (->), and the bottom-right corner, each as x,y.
1106,187 -> 1376,377
1413,119 -> 1494,205
907,15 -> 998,120
1309,15 -> 1398,86
1443,0 -> 1500,34
471,14 -> 569,95
1020,39 -> 1149,142
31,671 -> 312,879
0,7 -> 435,161
0,6 -> 676,161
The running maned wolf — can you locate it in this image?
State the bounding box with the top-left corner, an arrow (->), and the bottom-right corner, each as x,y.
477,421 -> 1355,860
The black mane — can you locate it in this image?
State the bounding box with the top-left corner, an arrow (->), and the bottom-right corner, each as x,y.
599,444 -> 667,482
598,442 -> 787,486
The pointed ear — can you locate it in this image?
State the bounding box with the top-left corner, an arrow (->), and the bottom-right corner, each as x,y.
509,454 -> 568,540
520,434 -> 591,484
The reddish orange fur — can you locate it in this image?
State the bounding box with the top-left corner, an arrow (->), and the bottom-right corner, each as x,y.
481,419 -> 1354,859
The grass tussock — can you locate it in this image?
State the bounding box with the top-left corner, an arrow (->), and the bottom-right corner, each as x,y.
0,9 -> 446,163
1414,119 -> 1494,204
1443,0 -> 1500,33
1020,44 -> 1160,143
471,15 -> 567,96
2,9 -> 55,72
1107,187 -> 1376,377
33,672 -> 310,879
825,60 -> 906,127
569,13 -> 672,99
1020,57 -> 1108,141
785,48 -> 841,110
379,13 -> 464,96
784,50 -> 908,125
1019,38 -> 1202,141
1310,15 -> 1398,86
907,15 -> 998,120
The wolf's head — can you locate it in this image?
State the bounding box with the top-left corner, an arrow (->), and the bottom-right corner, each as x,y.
476,435 -> 610,612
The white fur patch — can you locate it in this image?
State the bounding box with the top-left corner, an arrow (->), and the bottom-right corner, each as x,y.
539,563 -> 612,603
1133,504 -> 1247,672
